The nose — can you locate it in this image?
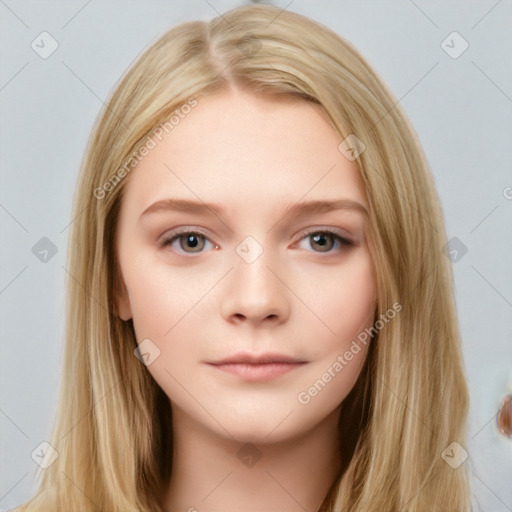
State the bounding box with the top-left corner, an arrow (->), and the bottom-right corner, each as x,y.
219,246 -> 291,327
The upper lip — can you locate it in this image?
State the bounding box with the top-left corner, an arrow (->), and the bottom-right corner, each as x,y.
208,352 -> 307,365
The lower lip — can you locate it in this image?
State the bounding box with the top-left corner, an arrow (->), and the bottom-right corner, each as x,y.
208,362 -> 306,381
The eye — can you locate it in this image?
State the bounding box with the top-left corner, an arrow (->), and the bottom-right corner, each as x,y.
297,229 -> 353,253
159,229 -> 216,254
158,228 -> 354,255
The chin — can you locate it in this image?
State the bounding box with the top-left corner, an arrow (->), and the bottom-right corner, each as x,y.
224,422 -> 296,446
216,409 -> 324,446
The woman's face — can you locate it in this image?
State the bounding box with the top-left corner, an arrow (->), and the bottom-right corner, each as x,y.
116,89 -> 376,443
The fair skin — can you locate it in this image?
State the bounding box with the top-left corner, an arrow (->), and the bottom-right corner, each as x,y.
116,88 -> 376,512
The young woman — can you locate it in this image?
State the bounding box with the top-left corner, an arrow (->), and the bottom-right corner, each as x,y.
16,4 -> 471,511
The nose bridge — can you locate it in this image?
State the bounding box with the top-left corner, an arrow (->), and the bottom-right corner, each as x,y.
220,234 -> 290,323
236,239 -> 275,292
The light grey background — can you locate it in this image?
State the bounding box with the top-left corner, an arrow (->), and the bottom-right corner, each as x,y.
1,0 -> 511,510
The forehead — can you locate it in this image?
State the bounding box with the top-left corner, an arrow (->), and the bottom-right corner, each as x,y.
120,89 -> 368,219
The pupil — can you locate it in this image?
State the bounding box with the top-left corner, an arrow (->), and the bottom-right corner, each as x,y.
186,235 -> 199,248
312,233 -> 332,251
313,234 -> 326,246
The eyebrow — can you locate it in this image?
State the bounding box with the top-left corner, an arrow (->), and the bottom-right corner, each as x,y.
139,197 -> 368,221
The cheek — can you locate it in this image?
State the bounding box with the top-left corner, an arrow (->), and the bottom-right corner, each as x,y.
332,260 -> 376,341
121,255 -> 182,341
122,260 -> 203,391
299,252 -> 376,351
295,260 -> 375,410
121,245 -> 221,340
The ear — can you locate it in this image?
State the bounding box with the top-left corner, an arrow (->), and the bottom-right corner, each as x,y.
115,273 -> 132,321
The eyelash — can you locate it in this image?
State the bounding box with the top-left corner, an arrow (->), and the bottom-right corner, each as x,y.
158,227 -> 354,255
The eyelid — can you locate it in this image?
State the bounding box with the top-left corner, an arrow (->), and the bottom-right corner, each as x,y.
295,226 -> 354,243
157,226 -> 216,248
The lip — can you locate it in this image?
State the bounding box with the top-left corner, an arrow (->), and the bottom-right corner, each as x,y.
208,351 -> 307,365
206,352 -> 308,382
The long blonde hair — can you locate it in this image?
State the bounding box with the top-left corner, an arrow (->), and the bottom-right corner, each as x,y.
17,4 -> 471,511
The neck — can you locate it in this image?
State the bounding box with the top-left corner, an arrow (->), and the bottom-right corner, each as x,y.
162,406 -> 342,512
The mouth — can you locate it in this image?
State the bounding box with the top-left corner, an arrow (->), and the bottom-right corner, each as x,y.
206,352 -> 308,381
